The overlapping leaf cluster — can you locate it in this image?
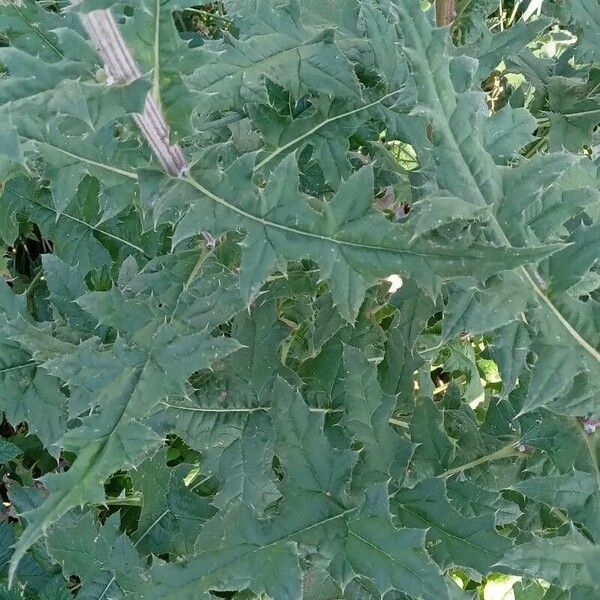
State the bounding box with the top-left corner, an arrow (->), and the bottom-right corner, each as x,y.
0,0 -> 599,598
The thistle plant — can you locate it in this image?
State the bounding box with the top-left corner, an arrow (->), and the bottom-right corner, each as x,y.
0,1 -> 599,598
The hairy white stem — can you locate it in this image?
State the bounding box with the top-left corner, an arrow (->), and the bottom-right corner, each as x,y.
70,1 -> 188,176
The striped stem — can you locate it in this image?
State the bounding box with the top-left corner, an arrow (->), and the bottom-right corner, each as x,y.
70,1 -> 188,176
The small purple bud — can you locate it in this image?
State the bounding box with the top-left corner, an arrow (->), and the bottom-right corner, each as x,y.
582,417 -> 600,434
202,231 -> 218,250
516,443 -> 533,454
394,202 -> 410,221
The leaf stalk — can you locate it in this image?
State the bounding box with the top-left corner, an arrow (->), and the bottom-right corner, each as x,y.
440,442 -> 519,478
70,0 -> 188,176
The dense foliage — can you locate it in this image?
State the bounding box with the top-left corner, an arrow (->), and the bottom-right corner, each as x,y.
0,0 -> 599,598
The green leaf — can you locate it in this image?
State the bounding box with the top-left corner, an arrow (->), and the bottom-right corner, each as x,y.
130,451 -> 215,556
442,273 -> 530,341
409,398 -> 455,479
0,283 -> 68,456
2,0 -> 600,597
497,526 -> 600,592
45,512 -> 143,598
378,281 -> 435,408
0,179 -> 116,271
187,14 -> 361,116
346,515 -> 449,600
341,345 -> 413,486
394,478 -> 512,575
409,194 -> 484,237
139,501 -> 303,600
0,440 -> 21,464
393,0 -> 600,415
463,19 -> 551,79
511,470 -> 600,540
483,106 -> 536,165
0,0 -> 78,61
154,297 -> 287,459
446,479 -> 521,526
163,155 -> 559,322
17,115 -> 144,218
563,1 -> 600,63
272,377 -> 356,500
6,256 -> 241,583
139,380 -> 448,600
214,412 -> 281,513
250,95 -> 360,186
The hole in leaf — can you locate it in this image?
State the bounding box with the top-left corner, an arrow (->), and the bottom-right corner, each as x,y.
272,456 -> 285,481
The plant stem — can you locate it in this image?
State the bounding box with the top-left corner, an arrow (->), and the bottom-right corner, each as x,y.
436,0 -> 456,26
439,442 -> 519,478
584,432 -> 600,493
102,495 -> 142,507
23,270 -> 43,297
70,0 -> 188,176
389,417 -> 410,429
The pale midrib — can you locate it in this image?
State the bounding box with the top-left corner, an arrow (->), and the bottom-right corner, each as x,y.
522,268 -> 600,361
12,287 -> 211,577
11,3 -> 63,59
155,489 -> 421,593
0,361 -> 35,374
29,0 -> 595,363
160,401 -> 410,428
152,0 -> 161,105
8,439 -> 105,585
183,173 -> 514,263
5,185 -> 148,256
347,528 -> 426,583
199,36 -> 358,99
192,504 -> 357,582
159,401 -> 342,414
97,576 -> 116,600
199,38 -> 311,92
396,503 -> 499,557
52,365 -> 154,600
19,136 -> 139,179
555,108 -> 600,120
399,5 -> 600,365
254,88 -> 404,171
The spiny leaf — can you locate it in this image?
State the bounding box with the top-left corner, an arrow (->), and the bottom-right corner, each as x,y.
213,411 -> 281,513
6,256 -> 241,583
497,526 -> 600,593
148,154 -> 561,322
1,0 -> 600,597
130,451 -> 215,556
394,478 -> 512,575
187,7 -> 361,116
45,512 -> 143,597
341,345 -> 413,486
393,0 -> 600,415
